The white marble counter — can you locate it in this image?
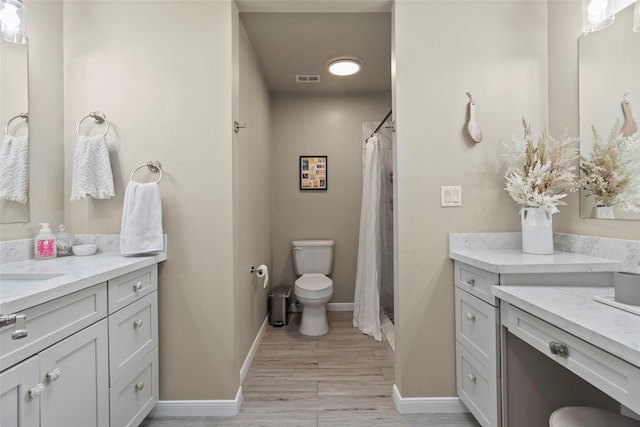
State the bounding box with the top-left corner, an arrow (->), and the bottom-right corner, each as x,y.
449,249 -> 622,274
493,285 -> 640,368
0,251 -> 167,314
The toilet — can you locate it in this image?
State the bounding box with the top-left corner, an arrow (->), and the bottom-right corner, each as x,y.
292,239 -> 334,336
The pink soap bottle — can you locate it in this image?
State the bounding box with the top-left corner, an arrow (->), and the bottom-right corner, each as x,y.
34,223 -> 57,260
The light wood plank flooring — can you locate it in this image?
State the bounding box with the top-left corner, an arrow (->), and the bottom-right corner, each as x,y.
141,312 -> 479,426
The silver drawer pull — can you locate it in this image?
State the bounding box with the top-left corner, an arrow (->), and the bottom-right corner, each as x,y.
549,341 -> 569,357
1,313 -> 28,339
135,382 -> 145,391
133,319 -> 144,329
466,312 -> 476,322
467,373 -> 476,383
29,383 -> 44,398
46,368 -> 61,382
466,278 -> 476,286
133,281 -> 143,291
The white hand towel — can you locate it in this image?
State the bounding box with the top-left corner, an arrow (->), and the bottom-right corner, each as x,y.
0,135 -> 29,203
120,181 -> 164,256
70,135 -> 115,201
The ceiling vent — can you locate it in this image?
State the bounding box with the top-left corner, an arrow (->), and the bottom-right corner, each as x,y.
295,75 -> 321,83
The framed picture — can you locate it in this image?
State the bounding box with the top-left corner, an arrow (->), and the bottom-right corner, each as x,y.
300,156 -> 328,190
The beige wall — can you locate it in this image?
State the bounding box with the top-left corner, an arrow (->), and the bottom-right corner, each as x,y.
270,93 -> 391,302
550,0 -> 640,240
0,0 -> 64,240
393,0 -> 548,396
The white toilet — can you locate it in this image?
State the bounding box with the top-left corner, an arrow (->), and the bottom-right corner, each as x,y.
292,240 -> 334,336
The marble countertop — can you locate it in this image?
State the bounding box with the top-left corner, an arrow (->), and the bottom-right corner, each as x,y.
0,252 -> 167,314
449,249 -> 622,274
493,285 -> 640,368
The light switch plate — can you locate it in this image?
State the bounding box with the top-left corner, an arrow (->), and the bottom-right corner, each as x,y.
441,186 -> 462,207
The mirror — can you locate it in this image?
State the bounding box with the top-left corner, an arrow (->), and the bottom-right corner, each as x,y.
579,2 -> 640,220
0,39 -> 29,224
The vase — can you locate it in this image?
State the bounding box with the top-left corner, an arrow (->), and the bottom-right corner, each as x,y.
592,206 -> 615,219
521,207 -> 553,255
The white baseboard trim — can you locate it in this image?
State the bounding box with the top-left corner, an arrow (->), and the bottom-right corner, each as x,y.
150,387 -> 243,417
327,302 -> 354,311
392,384 -> 468,414
240,315 -> 269,383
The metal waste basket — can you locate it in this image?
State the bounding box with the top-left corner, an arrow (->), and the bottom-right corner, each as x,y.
269,285 -> 291,326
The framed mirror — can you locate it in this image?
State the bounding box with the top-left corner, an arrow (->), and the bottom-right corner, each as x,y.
579,2 -> 640,220
0,38 -> 29,224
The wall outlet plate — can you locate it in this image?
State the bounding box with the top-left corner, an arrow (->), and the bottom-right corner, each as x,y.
441,186 -> 462,207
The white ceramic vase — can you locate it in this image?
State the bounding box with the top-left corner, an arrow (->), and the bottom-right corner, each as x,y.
592,206 -> 615,219
521,207 -> 553,255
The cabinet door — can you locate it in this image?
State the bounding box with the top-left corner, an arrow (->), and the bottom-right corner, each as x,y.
40,319 -> 109,427
0,356 -> 40,427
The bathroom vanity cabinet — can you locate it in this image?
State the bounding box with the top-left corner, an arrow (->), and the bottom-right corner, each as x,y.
451,249 -> 622,427
0,262 -> 160,427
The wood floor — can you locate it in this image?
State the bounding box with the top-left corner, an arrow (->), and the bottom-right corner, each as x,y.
141,312 -> 479,426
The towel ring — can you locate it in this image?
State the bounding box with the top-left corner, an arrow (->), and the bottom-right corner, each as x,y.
5,113 -> 29,135
130,160 -> 163,184
76,111 -> 109,137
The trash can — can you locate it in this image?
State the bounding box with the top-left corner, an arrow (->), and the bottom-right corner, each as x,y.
269,285 -> 291,326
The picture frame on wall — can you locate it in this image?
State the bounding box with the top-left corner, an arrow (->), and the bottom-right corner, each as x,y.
299,156 -> 328,190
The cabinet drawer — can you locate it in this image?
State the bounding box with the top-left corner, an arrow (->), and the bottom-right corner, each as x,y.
1,284 -> 107,371
109,292 -> 158,383
110,347 -> 158,427
455,288 -> 499,373
108,265 -> 157,314
454,262 -> 498,305
456,342 -> 500,427
501,303 -> 640,415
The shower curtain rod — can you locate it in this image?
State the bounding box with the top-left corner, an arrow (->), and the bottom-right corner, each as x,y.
370,110 -> 393,138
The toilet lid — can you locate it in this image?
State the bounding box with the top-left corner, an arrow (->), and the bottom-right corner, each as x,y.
295,273 -> 333,291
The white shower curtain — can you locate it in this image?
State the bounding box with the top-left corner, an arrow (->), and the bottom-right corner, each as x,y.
353,133 -> 383,341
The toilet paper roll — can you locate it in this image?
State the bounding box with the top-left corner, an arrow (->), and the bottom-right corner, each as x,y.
256,264 -> 269,289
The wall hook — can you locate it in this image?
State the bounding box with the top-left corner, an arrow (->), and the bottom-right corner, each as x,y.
466,92 -> 474,103
234,121 -> 247,133
623,92 -> 630,104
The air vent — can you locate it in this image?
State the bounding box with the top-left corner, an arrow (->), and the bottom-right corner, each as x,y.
295,75 -> 321,83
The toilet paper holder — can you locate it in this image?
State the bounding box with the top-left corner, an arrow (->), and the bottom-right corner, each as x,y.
250,265 -> 269,289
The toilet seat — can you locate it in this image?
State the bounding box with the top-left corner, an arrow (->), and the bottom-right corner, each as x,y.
294,273 -> 333,299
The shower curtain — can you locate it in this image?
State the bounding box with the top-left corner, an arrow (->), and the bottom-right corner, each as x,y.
353,127 -> 393,341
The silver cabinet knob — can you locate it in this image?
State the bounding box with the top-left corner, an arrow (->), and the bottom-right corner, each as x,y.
466,312 -> 476,322
549,341 -> 569,357
466,278 -> 476,286
467,373 -> 477,383
133,319 -> 144,329
135,382 -> 145,391
133,281 -> 143,291
29,383 -> 44,398
46,368 -> 61,382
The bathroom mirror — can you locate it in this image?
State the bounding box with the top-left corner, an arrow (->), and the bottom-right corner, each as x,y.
0,39 -> 29,224
579,2 -> 640,220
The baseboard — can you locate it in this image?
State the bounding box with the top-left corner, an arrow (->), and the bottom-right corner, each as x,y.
150,387 -> 243,417
288,302 -> 354,312
240,315 -> 269,383
392,384 -> 468,414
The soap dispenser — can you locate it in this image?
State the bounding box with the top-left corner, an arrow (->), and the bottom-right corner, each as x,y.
34,223 -> 57,260
56,224 -> 74,257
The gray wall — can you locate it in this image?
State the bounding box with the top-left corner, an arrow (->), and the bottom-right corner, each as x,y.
270,93 -> 391,303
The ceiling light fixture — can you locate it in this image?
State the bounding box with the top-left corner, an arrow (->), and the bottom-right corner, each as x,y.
0,0 -> 27,44
327,57 -> 362,77
582,0 -> 615,32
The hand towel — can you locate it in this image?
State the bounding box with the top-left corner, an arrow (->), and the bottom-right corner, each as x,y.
120,181 -> 164,255
0,135 -> 29,203
70,135 -> 115,201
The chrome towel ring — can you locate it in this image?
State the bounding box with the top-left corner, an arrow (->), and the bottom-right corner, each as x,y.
5,112 -> 28,135
76,111 -> 109,137
130,160 -> 163,184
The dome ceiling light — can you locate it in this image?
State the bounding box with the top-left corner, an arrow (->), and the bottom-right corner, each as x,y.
327,57 -> 362,77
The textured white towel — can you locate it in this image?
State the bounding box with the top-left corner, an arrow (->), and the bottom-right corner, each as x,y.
120,181 -> 164,255
0,135 -> 29,203
70,135 -> 115,201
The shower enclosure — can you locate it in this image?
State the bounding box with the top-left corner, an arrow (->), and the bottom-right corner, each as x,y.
353,118 -> 394,342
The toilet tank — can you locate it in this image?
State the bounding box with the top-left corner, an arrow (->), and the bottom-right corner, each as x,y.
291,240 -> 335,275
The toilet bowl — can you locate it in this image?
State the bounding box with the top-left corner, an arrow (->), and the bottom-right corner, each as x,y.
291,239 -> 335,336
294,273 -> 333,336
